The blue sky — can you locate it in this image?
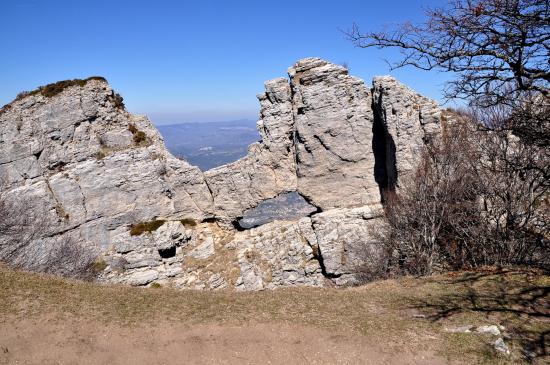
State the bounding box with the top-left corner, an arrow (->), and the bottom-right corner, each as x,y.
0,0 -> 451,124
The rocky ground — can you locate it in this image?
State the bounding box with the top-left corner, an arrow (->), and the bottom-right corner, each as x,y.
1,265 -> 548,365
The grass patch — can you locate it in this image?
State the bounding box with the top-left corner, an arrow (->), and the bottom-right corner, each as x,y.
129,219 -> 166,236
128,123 -> 149,146
180,218 -> 197,227
92,259 -> 108,273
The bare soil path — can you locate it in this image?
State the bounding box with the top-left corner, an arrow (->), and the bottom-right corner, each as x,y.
0,319 -> 443,365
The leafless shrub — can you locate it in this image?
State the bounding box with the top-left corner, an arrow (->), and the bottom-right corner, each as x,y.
0,180 -> 99,280
372,115 -> 548,278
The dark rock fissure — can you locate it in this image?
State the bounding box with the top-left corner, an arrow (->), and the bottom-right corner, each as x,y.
315,246 -> 342,279
371,92 -> 397,203
201,217 -> 217,224
232,219 -> 247,231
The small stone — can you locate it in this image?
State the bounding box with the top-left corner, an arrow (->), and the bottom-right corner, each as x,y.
476,325 -> 501,336
444,325 -> 474,333
494,338 -> 510,355
126,270 -> 159,286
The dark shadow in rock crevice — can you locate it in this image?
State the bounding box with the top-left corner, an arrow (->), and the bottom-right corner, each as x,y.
158,246 -> 176,259
313,245 -> 342,279
372,94 -> 397,203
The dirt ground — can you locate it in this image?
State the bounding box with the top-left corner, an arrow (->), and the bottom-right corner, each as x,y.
1,266 -> 548,364
0,319 -> 444,365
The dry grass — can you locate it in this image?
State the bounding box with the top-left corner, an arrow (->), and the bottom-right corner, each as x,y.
0,265 -> 547,364
129,220 -> 166,236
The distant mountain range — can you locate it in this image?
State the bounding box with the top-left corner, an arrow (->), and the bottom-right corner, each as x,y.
157,119 -> 260,171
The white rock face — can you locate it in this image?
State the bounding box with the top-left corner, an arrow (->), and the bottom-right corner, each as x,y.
0,79 -> 213,246
290,58 -> 381,210
0,58 -> 442,289
372,76 -> 441,188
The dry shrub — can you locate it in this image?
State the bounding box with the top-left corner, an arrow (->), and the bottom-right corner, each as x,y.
129,220 -> 166,236
371,115 -> 548,279
0,182 -> 98,280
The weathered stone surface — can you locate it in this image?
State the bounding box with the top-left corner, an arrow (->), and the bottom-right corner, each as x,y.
0,79 -> 214,250
290,58 -> 381,210
311,205 -> 384,285
0,58 -> 442,290
126,269 -> 159,286
372,76 -> 441,188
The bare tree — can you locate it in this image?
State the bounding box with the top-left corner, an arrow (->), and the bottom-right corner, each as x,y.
374,121 -> 480,276
347,0 -> 549,107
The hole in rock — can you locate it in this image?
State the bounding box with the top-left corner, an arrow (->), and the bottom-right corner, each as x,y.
156,120 -> 261,171
158,246 -> 176,259
235,192 -> 318,229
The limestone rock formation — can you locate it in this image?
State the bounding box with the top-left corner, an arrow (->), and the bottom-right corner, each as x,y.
290,58 -> 380,210
372,76 -> 441,189
0,58 -> 443,289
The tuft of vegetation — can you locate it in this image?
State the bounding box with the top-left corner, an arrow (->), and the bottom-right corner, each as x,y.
180,218 -> 197,227
0,104 -> 12,117
149,282 -> 162,289
127,123 -> 149,146
133,131 -> 147,144
0,76 -> 108,116
129,219 -> 166,236
112,92 -> 125,109
28,77 -> 107,99
127,123 -> 138,134
94,150 -> 107,160
92,259 -> 108,273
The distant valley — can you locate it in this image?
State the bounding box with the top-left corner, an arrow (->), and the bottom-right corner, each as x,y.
157,119 -> 260,171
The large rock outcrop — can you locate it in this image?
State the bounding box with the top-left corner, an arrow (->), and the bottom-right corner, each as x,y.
0,58 -> 442,289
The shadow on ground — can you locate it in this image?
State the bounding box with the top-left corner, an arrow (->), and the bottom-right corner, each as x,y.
409,268 -> 549,362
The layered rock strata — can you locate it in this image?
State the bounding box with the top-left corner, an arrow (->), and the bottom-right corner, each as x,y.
0,58 -> 441,289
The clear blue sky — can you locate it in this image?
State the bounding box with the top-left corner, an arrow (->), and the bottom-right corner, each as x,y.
0,0 -> 451,124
